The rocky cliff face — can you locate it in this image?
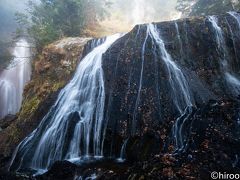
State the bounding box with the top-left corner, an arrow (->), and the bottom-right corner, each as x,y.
2,13 -> 240,179
102,13 -> 240,157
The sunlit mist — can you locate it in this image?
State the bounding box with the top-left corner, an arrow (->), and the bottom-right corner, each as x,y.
99,0 -> 181,34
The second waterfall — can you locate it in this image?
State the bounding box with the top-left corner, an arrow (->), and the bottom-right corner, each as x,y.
9,34 -> 122,172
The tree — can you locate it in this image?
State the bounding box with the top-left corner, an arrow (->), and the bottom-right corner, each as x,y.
16,0 -> 109,51
176,0 -> 239,17
190,0 -> 235,16
176,0 -> 196,17
0,41 -> 12,70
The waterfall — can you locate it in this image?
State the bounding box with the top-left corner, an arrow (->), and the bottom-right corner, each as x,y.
225,15 -> 239,64
117,138 -> 129,162
148,23 -> 194,151
226,73 -> 240,93
0,39 -> 31,119
172,106 -> 194,152
132,26 -> 149,134
175,22 -> 184,62
228,11 -> 240,30
208,16 -> 240,95
74,173 -> 97,180
148,23 -> 193,113
9,34 -> 122,173
208,16 -> 226,51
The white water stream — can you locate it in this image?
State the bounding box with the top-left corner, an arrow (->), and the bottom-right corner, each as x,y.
0,39 -> 31,119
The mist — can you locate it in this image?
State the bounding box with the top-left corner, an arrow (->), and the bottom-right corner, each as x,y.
0,0 -> 180,39
0,0 -> 30,40
113,0 -> 180,24
100,0 -> 180,33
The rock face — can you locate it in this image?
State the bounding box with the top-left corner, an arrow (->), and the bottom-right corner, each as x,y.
102,13 -> 240,156
100,12 -> 240,178
3,12 -> 240,179
0,37 -> 91,168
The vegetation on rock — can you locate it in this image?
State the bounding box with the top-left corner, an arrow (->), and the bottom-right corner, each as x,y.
0,37 -> 90,161
177,0 -> 240,17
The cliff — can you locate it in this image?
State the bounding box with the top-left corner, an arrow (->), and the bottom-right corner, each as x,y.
101,13 -> 240,159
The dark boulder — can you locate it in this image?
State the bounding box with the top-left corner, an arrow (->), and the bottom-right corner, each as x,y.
36,161 -> 77,180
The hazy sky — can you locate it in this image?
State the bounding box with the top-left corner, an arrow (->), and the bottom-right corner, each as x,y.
100,0 -> 180,33
0,0 -> 30,39
112,0 -> 180,24
0,0 -> 179,39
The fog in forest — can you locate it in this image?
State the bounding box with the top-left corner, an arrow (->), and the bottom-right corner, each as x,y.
103,0 -> 180,32
0,0 -> 179,38
111,0 -> 180,24
0,0 -> 31,40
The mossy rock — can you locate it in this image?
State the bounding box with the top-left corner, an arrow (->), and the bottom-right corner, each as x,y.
19,96 -> 41,121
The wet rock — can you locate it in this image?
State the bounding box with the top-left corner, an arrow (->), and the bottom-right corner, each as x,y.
37,161 -> 77,180
126,130 -> 162,162
0,115 -> 17,129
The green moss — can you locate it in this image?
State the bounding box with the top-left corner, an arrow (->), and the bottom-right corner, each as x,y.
9,126 -> 22,143
52,81 -> 65,92
19,96 -> 41,120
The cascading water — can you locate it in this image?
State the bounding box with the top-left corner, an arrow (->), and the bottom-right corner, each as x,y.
175,22 -> 185,62
74,173 -> 97,180
117,138 -> 129,162
172,106 -> 194,152
226,12 -> 240,54
226,12 -> 240,93
148,23 -> 194,151
132,26 -> 149,134
0,39 -> 31,119
9,34 -> 122,173
228,11 -> 240,29
208,16 -> 240,95
148,23 -> 193,114
226,72 -> 240,94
